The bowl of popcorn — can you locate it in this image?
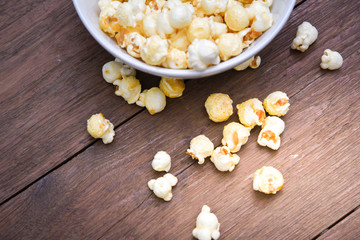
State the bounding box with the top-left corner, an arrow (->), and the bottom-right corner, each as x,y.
73,0 -> 296,79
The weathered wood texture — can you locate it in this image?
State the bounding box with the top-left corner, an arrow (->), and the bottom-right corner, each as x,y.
0,0 -> 161,203
0,0 -> 359,239
318,208 -> 360,240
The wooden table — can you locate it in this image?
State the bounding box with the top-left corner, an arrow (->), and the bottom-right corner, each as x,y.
1,0 -> 359,239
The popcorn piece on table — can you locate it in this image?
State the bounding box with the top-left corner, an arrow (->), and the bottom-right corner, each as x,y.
140,35 -> 169,66
103,59 -> 136,83
148,173 -> 178,201
257,116 -> 285,150
136,87 -> 166,114
221,122 -> 251,153
162,48 -> 188,69
320,49 -> 343,70
200,0 -> 228,15
159,77 -> 185,98
291,21 -> 318,52
216,33 -> 243,61
236,98 -> 265,129
253,166 -> 284,194
87,113 -> 115,144
205,93 -> 233,122
210,146 -> 240,172
224,1 -> 249,31
192,205 -> 220,240
234,56 -> 261,71
115,58 -> 137,76
186,135 -> 214,164
188,39 -> 220,71
263,91 -> 290,117
113,76 -> 141,104
152,151 -> 171,172
187,18 -> 211,43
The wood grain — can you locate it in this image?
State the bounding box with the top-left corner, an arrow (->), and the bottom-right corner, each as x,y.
0,0 -> 359,239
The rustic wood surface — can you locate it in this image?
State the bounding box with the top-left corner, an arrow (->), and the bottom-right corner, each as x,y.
0,0 -> 359,239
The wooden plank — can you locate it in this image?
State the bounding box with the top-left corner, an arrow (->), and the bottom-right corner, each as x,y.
318,207 -> 360,240
0,0 -> 160,202
1,0 -> 359,239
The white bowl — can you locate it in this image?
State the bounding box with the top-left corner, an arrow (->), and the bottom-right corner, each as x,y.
73,0 -> 296,79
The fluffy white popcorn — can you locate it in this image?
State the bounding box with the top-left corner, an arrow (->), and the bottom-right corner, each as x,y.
257,116 -> 285,150
113,76 -> 141,104
245,0 -> 271,20
236,98 -> 266,129
169,4 -> 194,29
216,33 -> 243,61
116,0 -> 146,27
156,9 -> 175,37
140,36 -> 169,66
208,18 -> 228,40
115,58 -> 137,77
187,18 -> 211,43
169,29 -> 190,51
204,93 -> 233,122
291,21 -> 318,52
102,61 -> 123,83
87,113 -> 115,144
224,1 -> 249,31
221,122 -> 251,153
159,77 -> 186,98
186,135 -> 214,164
152,151 -> 171,172
136,87 -> 166,114
142,13 -> 158,37
211,146 -> 240,172
251,11 -> 273,32
192,205 -> 220,240
263,91 -> 290,116
147,0 -> 166,13
99,1 -> 121,37
320,49 -> 343,70
200,0 -> 228,15
162,48 -> 188,69
188,39 -> 220,71
148,173 -> 178,201
253,166 -> 284,194
125,32 -> 146,58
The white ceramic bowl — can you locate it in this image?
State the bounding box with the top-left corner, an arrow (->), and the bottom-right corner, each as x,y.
73,0 -> 296,79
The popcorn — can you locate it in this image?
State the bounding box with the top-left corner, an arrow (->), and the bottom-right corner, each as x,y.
210,146 -> 240,172
168,4 -> 194,29
125,32 -> 146,58
186,135 -> 214,164
205,93 -> 233,122
245,0 -> 271,20
251,11 -> 273,32
291,21 -> 318,52
208,18 -> 228,40
102,60 -> 136,83
87,113 -> 115,144
142,13 -> 159,37
148,173 -> 178,201
257,116 -> 285,150
156,9 -> 175,37
152,151 -> 171,172
200,0 -> 228,15
136,87 -> 166,114
320,49 -> 343,70
169,29 -> 190,51
140,35 -> 169,66
192,205 -> 220,240
188,39 -> 220,71
99,1 -> 122,37
253,166 -> 284,194
224,1 -> 249,31
159,77 -> 185,98
234,56 -> 261,71
221,122 -> 251,153
216,33 -> 243,61
263,91 -> 290,117
187,18 -> 211,43
162,48 -> 188,69
236,98 -> 265,129
113,76 -> 141,104
115,58 -> 137,76
116,0 -> 146,28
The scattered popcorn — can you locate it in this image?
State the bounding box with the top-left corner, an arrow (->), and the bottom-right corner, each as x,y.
102,61 -> 123,83
140,35 -> 169,66
221,122 -> 251,153
200,0 -> 228,15
186,135 -> 214,164
205,93 -> 233,122
236,98 -> 266,129
263,91 -> 290,117
253,166 -> 284,194
291,21 -> 318,52
210,146 -> 240,172
188,39 -> 220,71
233,56 -> 261,71
136,87 -> 166,114
113,76 -> 141,104
162,48 -> 188,69
152,151 -> 171,172
159,77 -> 185,98
192,205 -> 220,240
225,1 -> 249,31
148,173 -> 178,201
320,49 -> 343,70
87,113 -> 115,144
187,18 -> 211,43
216,33 -> 243,61
257,116 -> 285,150
115,58 -> 137,76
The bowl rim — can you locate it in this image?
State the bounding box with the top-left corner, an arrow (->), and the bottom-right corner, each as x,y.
73,0 -> 296,79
